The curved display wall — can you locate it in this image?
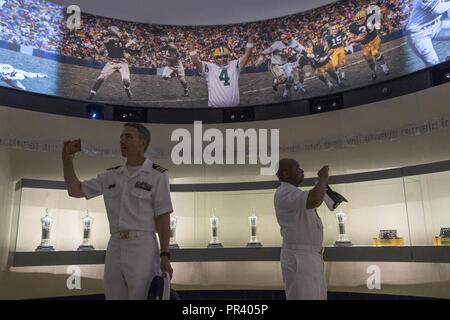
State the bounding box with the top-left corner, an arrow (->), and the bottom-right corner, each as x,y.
0,0 -> 447,109
1,82 -> 450,299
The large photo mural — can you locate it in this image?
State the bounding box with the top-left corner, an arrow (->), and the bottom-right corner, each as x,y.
0,0 -> 449,108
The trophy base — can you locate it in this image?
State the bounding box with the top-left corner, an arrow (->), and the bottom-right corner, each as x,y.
169,243 -> 180,249
334,241 -> 352,247
35,245 -> 55,252
246,242 -> 263,248
372,238 -> 404,246
207,243 -> 223,248
77,245 -> 95,251
433,237 -> 450,246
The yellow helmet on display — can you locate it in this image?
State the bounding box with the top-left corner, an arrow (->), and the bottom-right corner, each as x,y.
212,47 -> 231,58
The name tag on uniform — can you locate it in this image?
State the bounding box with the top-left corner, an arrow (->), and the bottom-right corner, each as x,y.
108,184 -> 116,189
135,181 -> 152,191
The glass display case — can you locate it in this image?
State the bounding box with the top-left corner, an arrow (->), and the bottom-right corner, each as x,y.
8,160 -> 450,256
6,160 -> 450,299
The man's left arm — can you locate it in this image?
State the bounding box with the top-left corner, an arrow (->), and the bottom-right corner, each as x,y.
153,172 -> 174,279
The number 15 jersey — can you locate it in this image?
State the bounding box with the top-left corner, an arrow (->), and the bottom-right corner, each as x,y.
200,59 -> 240,107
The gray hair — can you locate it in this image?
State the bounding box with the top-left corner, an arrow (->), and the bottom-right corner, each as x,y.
124,123 -> 151,151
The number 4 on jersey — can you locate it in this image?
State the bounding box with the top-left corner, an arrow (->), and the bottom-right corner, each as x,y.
219,69 -> 230,86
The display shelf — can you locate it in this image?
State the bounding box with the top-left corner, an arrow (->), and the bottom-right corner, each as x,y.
9,160 -> 450,269
9,246 -> 450,267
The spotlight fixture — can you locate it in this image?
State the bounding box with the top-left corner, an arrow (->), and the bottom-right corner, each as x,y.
431,60 -> 450,85
86,103 -> 104,120
223,108 -> 254,122
381,87 -> 392,96
113,106 -> 147,122
310,94 -> 343,114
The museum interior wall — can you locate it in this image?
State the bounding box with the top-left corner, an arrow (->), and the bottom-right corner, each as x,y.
1,83 -> 450,298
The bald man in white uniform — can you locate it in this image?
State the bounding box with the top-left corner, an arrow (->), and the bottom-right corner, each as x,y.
274,158 -> 329,300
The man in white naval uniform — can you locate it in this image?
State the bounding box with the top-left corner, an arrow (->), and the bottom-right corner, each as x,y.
274,158 -> 329,300
62,123 -> 173,300
406,0 -> 450,66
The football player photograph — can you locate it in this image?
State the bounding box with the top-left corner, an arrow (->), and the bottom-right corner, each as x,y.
189,36 -> 254,107
87,26 -> 142,101
348,9 -> 390,81
160,37 -> 190,97
406,0 -> 450,66
0,63 -> 47,90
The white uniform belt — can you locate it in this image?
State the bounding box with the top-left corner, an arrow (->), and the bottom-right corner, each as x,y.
111,230 -> 153,240
282,243 -> 324,254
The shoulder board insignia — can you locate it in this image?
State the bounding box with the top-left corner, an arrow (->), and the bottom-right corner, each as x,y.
152,163 -> 168,173
107,165 -> 121,171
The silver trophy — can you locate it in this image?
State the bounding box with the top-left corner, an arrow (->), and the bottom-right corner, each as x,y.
169,216 -> 179,248
78,211 -> 95,251
334,210 -> 352,247
36,209 -> 55,251
207,214 -> 223,248
246,211 -> 262,247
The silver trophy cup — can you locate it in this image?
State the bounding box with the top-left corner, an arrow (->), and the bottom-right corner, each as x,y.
36,209 -> 55,251
246,212 -> 262,247
334,210 -> 352,247
169,216 -> 179,248
78,211 -> 95,251
207,215 -> 223,248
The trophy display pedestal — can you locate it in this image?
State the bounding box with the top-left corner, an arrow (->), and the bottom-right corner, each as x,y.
77,245 -> 95,251
35,245 -> 55,252
433,237 -> 450,246
434,228 -> 450,245
169,243 -> 180,249
372,238 -> 404,246
207,243 -> 223,248
246,242 -> 263,248
334,240 -> 352,247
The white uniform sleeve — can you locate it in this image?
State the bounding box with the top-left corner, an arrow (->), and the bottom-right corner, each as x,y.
81,174 -> 104,200
262,43 -> 278,55
16,70 -> 38,79
279,188 -> 309,214
152,172 -> 173,216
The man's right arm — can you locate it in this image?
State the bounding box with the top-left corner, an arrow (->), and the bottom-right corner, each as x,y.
306,166 -> 330,209
62,140 -> 85,198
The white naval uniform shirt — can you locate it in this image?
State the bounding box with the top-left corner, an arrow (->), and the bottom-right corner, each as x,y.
274,182 -> 324,247
81,158 -> 173,234
200,59 -> 241,107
